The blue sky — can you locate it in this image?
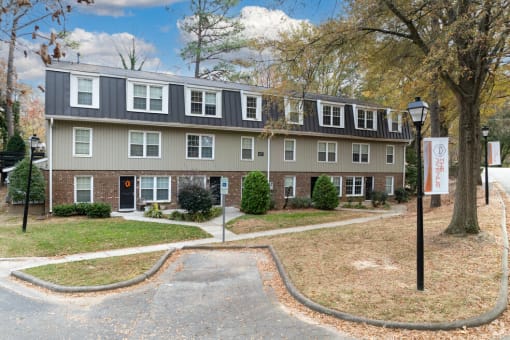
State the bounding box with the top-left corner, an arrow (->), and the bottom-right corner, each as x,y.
7,0 -> 344,87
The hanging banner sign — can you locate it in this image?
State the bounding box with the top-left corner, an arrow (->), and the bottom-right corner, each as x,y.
488,141 -> 501,166
423,137 -> 449,195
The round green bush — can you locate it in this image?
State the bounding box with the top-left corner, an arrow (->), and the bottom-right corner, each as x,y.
241,171 -> 270,214
6,133 -> 26,153
312,174 -> 339,210
8,158 -> 45,203
178,184 -> 213,215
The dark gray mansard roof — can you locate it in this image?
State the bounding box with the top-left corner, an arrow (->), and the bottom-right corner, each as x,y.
45,61 -> 412,142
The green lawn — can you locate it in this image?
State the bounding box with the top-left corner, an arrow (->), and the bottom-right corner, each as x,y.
0,217 -> 210,257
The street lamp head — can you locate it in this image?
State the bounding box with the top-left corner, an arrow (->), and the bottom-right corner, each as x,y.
482,126 -> 489,137
407,97 -> 429,125
29,134 -> 40,149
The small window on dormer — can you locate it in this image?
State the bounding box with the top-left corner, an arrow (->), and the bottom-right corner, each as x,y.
388,111 -> 402,132
185,86 -> 222,118
127,79 -> 168,114
70,73 -> 100,109
317,100 -> 344,128
354,106 -> 378,131
285,98 -> 304,125
241,91 -> 262,121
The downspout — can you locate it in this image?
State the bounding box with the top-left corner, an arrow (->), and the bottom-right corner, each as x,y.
267,135 -> 271,183
403,142 -> 408,188
49,117 -> 53,213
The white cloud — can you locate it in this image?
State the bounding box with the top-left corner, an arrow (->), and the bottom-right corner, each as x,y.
77,0 -> 184,17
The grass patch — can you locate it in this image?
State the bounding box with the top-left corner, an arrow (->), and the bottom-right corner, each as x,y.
0,217 -> 210,257
23,251 -> 165,286
227,209 -> 372,234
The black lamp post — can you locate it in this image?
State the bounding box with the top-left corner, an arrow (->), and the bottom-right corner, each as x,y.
408,97 -> 429,291
482,126 -> 489,205
22,134 -> 40,233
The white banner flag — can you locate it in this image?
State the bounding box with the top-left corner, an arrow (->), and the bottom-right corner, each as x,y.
423,137 -> 449,195
488,141 -> 501,166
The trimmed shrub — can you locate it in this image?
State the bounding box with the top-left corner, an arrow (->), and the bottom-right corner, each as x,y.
6,133 -> 26,153
289,197 -> 312,209
8,158 -> 46,203
86,202 -> 111,218
75,202 -> 91,215
241,171 -> 270,214
312,175 -> 339,210
395,187 -> 409,203
178,184 -> 213,215
53,204 -> 76,217
144,203 -> 163,218
371,191 -> 388,207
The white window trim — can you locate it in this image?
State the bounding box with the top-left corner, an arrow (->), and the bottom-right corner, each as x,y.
385,176 -> 395,196
284,97 -> 304,125
139,176 -> 172,203
70,73 -> 100,109
72,127 -> 92,157
240,136 -> 255,161
186,133 -> 215,160
184,86 -> 222,118
126,79 -> 169,114
387,110 -> 403,132
386,145 -> 395,164
317,141 -> 338,163
284,176 -> 296,198
317,100 -> 345,128
346,176 -> 364,197
284,138 -> 296,162
74,176 -> 93,203
352,104 -> 378,131
352,143 -> 370,164
241,91 -> 262,121
330,176 -> 343,197
128,130 -> 162,159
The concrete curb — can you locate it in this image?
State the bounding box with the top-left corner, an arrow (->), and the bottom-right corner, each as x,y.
11,249 -> 175,293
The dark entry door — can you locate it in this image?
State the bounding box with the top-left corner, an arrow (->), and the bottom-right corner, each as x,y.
119,176 -> 135,211
310,177 -> 319,197
365,176 -> 373,200
210,176 -> 221,205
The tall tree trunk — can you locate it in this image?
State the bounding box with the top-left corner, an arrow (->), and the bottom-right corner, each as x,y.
429,85 -> 441,208
6,11 -> 20,138
444,97 -> 480,234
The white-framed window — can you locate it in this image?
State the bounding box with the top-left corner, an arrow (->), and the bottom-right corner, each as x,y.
317,100 -> 344,128
241,91 -> 262,121
285,97 -> 304,124
284,139 -> 296,161
185,86 -> 222,118
388,111 -> 402,132
386,145 -> 395,164
331,176 -> 342,197
127,79 -> 168,114
241,136 -> 254,161
346,176 -> 364,196
353,105 -> 378,131
352,143 -> 370,163
129,131 -> 161,158
385,176 -> 394,196
318,141 -> 337,162
284,176 -> 296,198
74,176 -> 93,203
73,127 -> 92,157
140,176 -> 171,202
70,73 -> 100,108
186,133 -> 215,160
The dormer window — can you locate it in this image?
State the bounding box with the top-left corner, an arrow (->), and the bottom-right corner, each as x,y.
70,73 -> 99,109
127,79 -> 168,114
185,86 -> 222,118
317,100 -> 344,128
241,91 -> 262,121
353,105 -> 378,131
388,111 -> 403,132
285,97 -> 304,125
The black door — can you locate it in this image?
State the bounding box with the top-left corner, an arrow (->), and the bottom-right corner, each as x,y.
119,176 -> 135,211
365,177 -> 373,200
310,177 -> 319,197
210,176 -> 221,205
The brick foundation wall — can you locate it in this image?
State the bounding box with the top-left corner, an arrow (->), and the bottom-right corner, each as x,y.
45,170 -> 404,212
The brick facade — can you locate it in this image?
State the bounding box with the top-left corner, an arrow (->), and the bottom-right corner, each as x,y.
45,170 -> 404,212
